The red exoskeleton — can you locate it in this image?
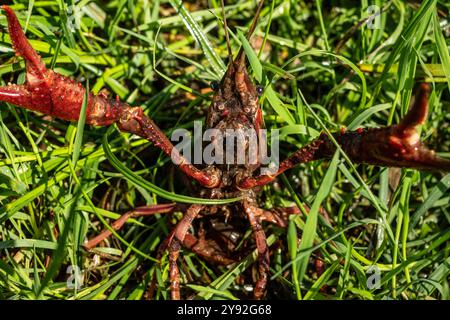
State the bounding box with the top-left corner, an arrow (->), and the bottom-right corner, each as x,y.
0,1 -> 449,299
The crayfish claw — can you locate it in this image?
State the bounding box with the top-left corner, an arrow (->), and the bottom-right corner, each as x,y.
0,84 -> 31,107
347,83 -> 449,172
1,5 -> 46,76
398,83 -> 430,131
383,83 -> 450,171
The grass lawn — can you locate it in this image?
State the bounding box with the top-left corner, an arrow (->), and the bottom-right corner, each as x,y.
0,0 -> 449,300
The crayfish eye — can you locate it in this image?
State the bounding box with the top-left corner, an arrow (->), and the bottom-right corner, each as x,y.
256,85 -> 264,96
210,81 -> 220,91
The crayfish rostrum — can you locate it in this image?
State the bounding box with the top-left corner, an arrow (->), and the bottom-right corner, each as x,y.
0,1 -> 449,300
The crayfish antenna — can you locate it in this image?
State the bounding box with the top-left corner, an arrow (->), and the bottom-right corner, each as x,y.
388,83 -> 431,156
246,0 -> 265,40
234,0 -> 265,65
220,0 -> 233,64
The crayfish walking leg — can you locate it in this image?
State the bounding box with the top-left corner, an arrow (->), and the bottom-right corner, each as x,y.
244,200 -> 270,300
148,221 -> 235,299
83,203 -> 178,250
163,204 -> 203,300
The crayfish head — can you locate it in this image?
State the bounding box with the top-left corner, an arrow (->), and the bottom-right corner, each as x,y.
206,1 -> 265,130
207,56 -> 261,128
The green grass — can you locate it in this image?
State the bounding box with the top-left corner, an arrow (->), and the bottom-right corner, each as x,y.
0,0 -> 449,300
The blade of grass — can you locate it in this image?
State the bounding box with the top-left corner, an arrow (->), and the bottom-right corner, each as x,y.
168,0 -> 226,77
410,174 -> 450,229
432,11 -> 450,92
102,126 -> 240,205
295,152 -> 338,288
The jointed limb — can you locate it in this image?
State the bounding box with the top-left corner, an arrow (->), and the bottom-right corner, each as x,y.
0,6 -> 220,188
261,205 -> 331,228
244,200 -> 270,300
239,84 -> 450,189
84,203 -> 178,250
163,204 -> 203,300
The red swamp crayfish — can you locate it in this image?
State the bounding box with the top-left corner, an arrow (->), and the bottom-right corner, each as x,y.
0,1 -> 449,299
